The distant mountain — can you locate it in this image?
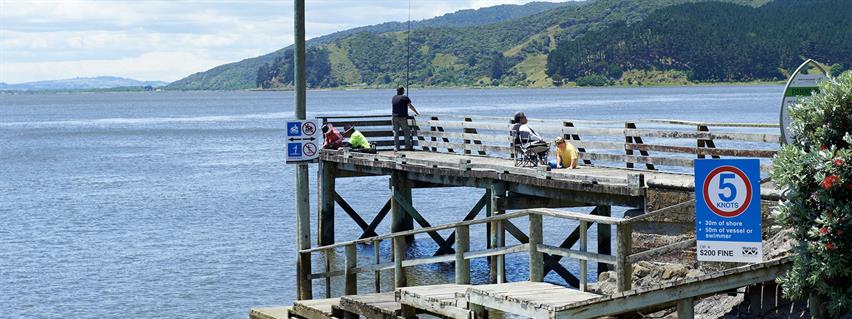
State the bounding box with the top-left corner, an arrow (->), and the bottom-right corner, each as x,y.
166,1 -> 577,90
0,76 -> 168,91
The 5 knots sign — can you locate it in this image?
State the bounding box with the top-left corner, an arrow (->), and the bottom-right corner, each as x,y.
694,159 -> 762,263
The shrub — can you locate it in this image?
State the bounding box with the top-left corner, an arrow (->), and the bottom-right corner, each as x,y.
575,74 -> 610,87
771,72 -> 852,317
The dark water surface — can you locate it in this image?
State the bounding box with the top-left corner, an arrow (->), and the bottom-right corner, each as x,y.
0,86 -> 782,318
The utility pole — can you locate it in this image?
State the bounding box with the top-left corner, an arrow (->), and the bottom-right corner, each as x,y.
293,0 -> 311,301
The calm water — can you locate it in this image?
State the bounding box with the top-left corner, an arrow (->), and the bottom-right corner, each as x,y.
0,86 -> 782,318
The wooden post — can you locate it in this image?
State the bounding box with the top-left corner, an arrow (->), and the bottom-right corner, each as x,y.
455,224 -> 470,284
565,121 -> 592,165
393,236 -> 407,288
344,244 -> 357,296
324,250 -> 332,298
528,213 -> 543,282
596,205 -> 611,276
373,239 -> 381,293
401,304 -> 417,319
391,172 -> 414,242
318,161 -> 336,246
697,125 -> 720,159
579,220 -> 588,292
464,117 -> 486,156
469,303 -> 488,319
297,251 -> 312,300
616,223 -> 633,292
677,298 -> 694,319
490,182 -> 506,283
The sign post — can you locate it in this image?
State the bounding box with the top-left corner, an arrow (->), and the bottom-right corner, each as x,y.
695,159 -> 762,263
286,119 -> 322,163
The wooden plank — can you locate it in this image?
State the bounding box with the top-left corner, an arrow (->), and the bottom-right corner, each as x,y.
677,298 -> 694,319
628,238 -> 696,263
338,292 -> 400,319
250,307 -> 291,319
537,244 -> 617,265
463,243 -> 528,260
397,284 -> 471,319
529,208 -> 625,225
466,282 -> 600,319
578,221 -> 588,292
625,143 -> 776,158
555,258 -> 792,318
292,298 -> 342,319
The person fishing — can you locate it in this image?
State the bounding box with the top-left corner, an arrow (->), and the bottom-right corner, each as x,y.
391,86 -> 420,151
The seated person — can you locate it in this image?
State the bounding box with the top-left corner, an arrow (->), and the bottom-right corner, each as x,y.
549,137 -> 579,169
511,111 -> 548,163
322,123 -> 344,149
342,124 -> 376,153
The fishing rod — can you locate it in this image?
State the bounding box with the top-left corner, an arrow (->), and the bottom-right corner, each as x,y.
406,0 -> 411,97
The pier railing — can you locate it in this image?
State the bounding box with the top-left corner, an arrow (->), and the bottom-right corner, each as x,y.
318,114 -> 781,173
297,201 -> 707,299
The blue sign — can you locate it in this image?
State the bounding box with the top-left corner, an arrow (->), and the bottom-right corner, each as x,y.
695,159 -> 762,263
288,142 -> 302,157
287,121 -> 302,136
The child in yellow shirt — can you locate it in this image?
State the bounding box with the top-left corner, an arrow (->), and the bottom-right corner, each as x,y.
549,137 -> 579,169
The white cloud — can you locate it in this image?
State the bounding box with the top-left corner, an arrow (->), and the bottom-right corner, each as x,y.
0,0 -> 563,83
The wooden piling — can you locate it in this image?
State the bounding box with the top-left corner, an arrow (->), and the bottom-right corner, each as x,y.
528,214 -> 543,282
318,161 -> 336,246
616,223 -> 633,292
390,172 -> 414,242
373,239 -> 381,293
677,298 -> 695,319
579,220 -> 588,291
490,182 -> 506,283
596,205 -> 612,276
344,243 -> 357,296
455,224 -> 470,284
393,236 -> 407,288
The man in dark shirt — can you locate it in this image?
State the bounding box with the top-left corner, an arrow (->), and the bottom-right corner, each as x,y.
391,86 -> 420,151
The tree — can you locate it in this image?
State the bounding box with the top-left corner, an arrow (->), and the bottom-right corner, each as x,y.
490,52 -> 506,80
771,72 -> 852,318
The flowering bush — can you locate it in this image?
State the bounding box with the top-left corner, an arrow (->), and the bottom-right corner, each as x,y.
772,72 -> 852,316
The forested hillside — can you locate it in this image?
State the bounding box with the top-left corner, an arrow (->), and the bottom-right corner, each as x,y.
251,0 -> 770,90
167,0 -> 851,90
546,0 -> 852,83
165,1 -> 571,90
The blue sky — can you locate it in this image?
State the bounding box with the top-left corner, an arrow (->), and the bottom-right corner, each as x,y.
0,0 -> 548,84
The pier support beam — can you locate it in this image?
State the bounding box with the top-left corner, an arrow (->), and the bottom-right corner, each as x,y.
391,172 -> 414,243
596,205 -> 612,276
490,182 -> 506,283
318,161 -> 336,246
455,224 -> 470,284
677,298 -> 694,319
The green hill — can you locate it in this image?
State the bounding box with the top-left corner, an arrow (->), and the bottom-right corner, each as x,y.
167,0 -> 846,91
165,1 -> 572,90
546,0 -> 852,84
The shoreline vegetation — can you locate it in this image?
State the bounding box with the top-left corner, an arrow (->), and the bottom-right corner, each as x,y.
0,80 -> 787,95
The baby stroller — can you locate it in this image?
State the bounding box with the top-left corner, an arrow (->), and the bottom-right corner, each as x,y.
511,130 -> 549,167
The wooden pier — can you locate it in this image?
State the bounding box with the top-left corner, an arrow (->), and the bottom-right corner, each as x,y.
253,114 -> 789,319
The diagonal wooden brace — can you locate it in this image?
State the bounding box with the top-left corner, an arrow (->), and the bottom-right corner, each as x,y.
335,191 -> 373,234
392,191 -> 455,254
504,220 -> 580,286
434,192 -> 489,256
359,198 -> 391,239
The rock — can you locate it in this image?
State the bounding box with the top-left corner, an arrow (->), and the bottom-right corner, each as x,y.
661,264 -> 687,280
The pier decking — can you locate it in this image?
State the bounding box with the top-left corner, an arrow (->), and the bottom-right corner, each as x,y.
256,114 -> 788,319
